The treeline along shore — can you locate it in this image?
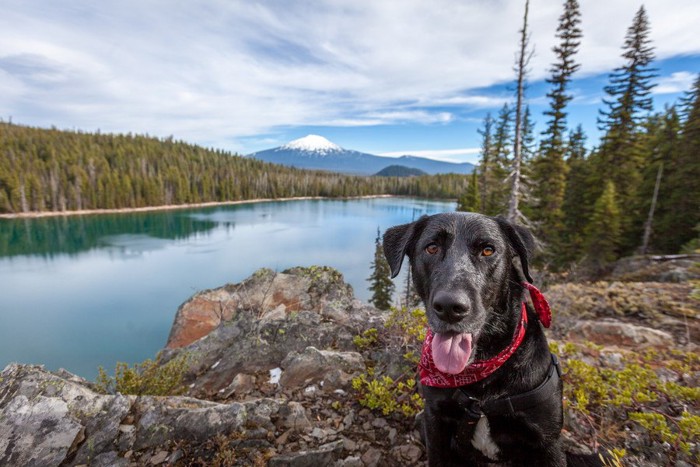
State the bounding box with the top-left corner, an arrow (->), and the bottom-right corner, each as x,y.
0,122 -> 468,216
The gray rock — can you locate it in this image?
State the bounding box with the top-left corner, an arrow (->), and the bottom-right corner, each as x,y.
568,319 -> 674,347
336,455 -> 364,467
269,439 -> 344,467
390,444 -> 423,464
280,347 -> 365,390
280,401 -> 312,432
220,373 -> 256,398
0,393 -> 84,467
360,447 -> 383,467
90,451 -> 129,467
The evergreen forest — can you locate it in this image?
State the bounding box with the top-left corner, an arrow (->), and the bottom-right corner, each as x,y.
458,2 -> 700,269
0,123 -> 469,214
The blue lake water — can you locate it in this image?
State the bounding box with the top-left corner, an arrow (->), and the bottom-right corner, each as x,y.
0,197 -> 455,379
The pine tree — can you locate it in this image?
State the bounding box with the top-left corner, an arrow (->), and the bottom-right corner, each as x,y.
457,171 -> 481,212
584,181 -> 622,272
477,113 -> 495,211
663,75 -> 700,250
368,228 -> 395,310
480,105 -> 512,216
595,6 -> 657,252
560,125 -> 591,263
531,0 -> 581,255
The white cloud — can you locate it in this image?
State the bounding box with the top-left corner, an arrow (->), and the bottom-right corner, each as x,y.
0,0 -> 698,152
654,71 -> 696,95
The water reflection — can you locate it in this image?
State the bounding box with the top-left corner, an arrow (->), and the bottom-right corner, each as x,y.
0,198 -> 454,379
0,211 -> 219,259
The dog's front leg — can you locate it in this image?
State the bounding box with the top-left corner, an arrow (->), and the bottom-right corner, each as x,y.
422,386 -> 464,466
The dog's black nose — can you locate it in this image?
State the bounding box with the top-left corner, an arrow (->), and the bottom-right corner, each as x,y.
432,291 -> 469,323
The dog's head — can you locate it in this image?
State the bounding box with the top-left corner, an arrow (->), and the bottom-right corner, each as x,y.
383,212 -> 534,373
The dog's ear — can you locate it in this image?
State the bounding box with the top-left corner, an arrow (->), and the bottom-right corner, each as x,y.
383,217 -> 425,278
495,216 -> 535,283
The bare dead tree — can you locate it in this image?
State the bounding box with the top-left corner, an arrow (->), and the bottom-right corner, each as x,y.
507,0 -> 534,224
640,162 -> 663,254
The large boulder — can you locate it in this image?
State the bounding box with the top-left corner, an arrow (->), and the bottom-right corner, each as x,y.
161,267 -> 383,398
0,364 -> 269,466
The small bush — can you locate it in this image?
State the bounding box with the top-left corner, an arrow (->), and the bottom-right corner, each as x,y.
560,342 -> 700,463
352,306 -> 426,418
96,351 -> 190,396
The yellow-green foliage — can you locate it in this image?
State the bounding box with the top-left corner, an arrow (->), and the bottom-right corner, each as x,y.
559,342 -> 700,462
629,412 -> 700,456
352,372 -> 423,417
601,448 -> 626,467
353,328 -> 378,349
96,352 -> 190,396
385,306 -> 428,343
352,306 -> 427,418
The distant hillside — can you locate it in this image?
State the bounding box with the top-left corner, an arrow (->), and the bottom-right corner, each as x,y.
0,123 -> 472,214
249,135 -> 475,175
374,165 -> 427,177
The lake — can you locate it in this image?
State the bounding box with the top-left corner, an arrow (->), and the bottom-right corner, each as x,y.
0,197 -> 455,379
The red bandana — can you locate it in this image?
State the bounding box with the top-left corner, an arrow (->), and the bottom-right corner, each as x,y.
419,283 -> 551,388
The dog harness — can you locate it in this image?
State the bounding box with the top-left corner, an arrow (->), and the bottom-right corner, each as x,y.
419,283 -> 560,419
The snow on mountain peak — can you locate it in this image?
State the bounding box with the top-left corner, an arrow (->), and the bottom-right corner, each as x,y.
281,135 -> 342,154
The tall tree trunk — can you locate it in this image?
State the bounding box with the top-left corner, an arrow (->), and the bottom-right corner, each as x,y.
640,162 -> 663,254
507,0 -> 531,223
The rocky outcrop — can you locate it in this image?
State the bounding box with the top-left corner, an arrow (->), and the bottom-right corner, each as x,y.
566,319 -> 675,347
0,364 -> 275,466
545,280 -> 699,345
166,267 -> 357,349
162,267 -> 383,399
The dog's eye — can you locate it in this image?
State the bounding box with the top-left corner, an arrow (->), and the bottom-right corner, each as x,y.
425,243 -> 439,255
481,246 -> 495,257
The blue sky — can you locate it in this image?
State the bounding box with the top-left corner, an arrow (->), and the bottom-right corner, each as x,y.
1,0 -> 698,164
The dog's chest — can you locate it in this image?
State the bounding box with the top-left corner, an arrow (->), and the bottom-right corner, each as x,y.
471,416 -> 500,460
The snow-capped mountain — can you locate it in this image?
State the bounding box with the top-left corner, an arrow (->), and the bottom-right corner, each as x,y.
279,135 -> 342,155
248,135 -> 475,176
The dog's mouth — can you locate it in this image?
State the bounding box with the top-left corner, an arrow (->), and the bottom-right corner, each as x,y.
431,331 -> 473,374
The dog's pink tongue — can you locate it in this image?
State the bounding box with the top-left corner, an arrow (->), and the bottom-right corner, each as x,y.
432,332 -> 473,374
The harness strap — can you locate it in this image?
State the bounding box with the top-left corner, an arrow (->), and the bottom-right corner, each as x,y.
453,353 -> 561,420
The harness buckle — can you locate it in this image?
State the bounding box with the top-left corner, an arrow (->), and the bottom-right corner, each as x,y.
453,389 -> 483,422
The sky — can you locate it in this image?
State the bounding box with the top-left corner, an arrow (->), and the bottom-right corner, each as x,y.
1,0 -> 698,164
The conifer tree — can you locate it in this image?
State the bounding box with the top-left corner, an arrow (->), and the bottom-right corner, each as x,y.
479,105 -> 512,216
477,113 -> 495,211
457,171 -> 481,212
368,228 -> 395,310
560,125 -> 591,263
584,181 -> 622,271
531,0 -> 582,254
595,6 -> 657,252
663,75 -> 700,250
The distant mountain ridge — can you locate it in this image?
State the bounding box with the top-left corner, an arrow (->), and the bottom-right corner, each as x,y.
249,135 -> 474,176
374,165 -> 427,177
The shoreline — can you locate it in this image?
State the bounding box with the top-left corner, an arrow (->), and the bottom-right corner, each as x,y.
0,195 -> 402,219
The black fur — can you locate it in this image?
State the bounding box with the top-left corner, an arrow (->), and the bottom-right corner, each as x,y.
384,212 -> 567,466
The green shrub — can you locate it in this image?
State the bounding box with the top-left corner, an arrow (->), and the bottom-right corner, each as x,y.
351,306 -> 426,418
96,351 -> 190,396
560,342 -> 699,463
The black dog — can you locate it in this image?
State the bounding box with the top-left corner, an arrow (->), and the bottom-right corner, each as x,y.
384,212 -> 567,466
